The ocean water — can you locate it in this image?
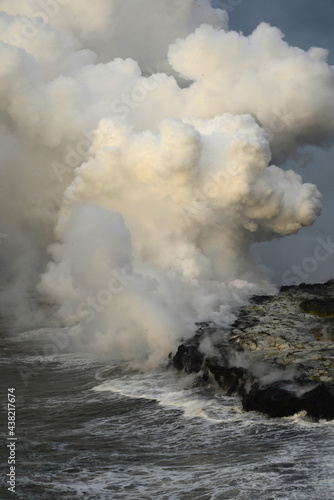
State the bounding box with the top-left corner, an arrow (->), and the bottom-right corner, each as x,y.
1,326 -> 334,500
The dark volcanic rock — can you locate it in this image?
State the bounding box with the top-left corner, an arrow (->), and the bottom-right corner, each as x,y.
299,298 -> 334,318
207,363 -> 248,396
300,384 -> 334,420
173,343 -> 205,373
242,382 -> 303,418
173,338 -> 334,420
173,279 -> 334,420
249,295 -> 273,305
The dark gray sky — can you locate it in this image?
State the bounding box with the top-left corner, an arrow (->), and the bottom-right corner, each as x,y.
220,0 -> 334,284
228,0 -> 334,64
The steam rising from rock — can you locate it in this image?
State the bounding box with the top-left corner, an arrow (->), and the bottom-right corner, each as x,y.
0,0 -> 332,365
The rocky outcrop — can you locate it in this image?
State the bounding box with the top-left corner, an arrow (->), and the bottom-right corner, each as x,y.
299,297 -> 334,318
173,280 -> 334,420
172,334 -> 205,373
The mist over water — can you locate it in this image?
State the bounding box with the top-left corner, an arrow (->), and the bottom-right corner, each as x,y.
1,0 -> 334,364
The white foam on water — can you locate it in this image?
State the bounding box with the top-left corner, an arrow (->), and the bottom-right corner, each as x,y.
93,364 -> 334,432
93,368 -> 242,422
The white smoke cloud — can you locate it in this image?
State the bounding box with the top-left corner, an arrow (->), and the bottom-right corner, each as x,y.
0,0 -> 332,365
168,22 -> 334,162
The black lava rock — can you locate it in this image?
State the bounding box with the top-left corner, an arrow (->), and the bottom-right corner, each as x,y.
241,382 -> 303,418
173,343 -> 205,373
300,384 -> 334,420
207,363 -> 248,396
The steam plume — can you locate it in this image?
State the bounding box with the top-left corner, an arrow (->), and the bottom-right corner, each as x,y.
0,0 -> 332,365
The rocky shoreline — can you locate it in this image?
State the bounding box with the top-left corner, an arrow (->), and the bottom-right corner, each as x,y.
172,280 -> 334,420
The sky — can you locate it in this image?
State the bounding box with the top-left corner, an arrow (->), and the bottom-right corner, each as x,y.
226,0 -> 334,284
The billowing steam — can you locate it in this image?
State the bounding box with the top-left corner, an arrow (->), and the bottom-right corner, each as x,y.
0,0 -> 332,365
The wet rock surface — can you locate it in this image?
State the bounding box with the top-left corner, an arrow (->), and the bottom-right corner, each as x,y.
173,280 -> 334,420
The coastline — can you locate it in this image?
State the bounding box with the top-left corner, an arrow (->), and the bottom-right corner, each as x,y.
172,280 -> 334,420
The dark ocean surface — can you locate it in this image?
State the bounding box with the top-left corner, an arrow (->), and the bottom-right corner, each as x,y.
1,325 -> 334,499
